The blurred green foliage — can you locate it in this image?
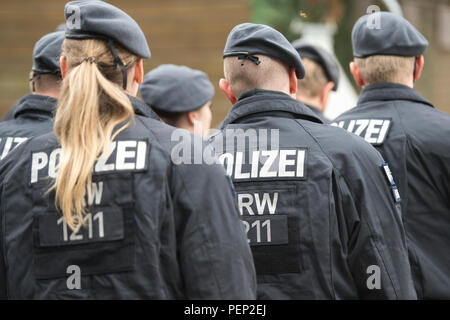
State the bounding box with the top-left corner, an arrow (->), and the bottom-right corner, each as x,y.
333,0 -> 354,87
250,0 -> 301,41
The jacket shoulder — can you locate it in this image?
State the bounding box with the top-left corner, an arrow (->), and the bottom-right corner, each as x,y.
306,121 -> 383,165
397,103 -> 450,156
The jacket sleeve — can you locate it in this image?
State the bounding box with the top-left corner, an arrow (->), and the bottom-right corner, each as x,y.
334,142 -> 417,299
0,145 -> 21,300
170,159 -> 257,299
0,184 -> 6,299
0,139 -> 38,300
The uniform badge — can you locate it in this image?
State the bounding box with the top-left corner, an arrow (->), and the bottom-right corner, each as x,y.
381,162 -> 401,203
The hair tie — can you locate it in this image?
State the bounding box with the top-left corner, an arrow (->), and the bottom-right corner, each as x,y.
82,56 -> 98,64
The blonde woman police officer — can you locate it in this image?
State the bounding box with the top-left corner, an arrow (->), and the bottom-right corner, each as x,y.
0,1 -> 255,300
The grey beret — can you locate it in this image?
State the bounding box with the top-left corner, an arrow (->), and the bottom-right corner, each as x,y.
223,23 -> 306,79
352,12 -> 428,58
64,0 -> 150,59
140,64 -> 215,113
32,31 -> 65,75
292,40 -> 340,91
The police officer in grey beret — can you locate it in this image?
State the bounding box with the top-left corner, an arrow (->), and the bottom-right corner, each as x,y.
0,31 -> 64,160
0,0 -> 256,300
209,22 -> 416,299
140,64 -> 214,137
291,40 -> 340,123
2,31 -> 65,122
333,11 -> 450,299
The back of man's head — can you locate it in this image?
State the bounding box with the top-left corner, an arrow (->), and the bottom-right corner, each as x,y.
29,72 -> 61,96
221,23 -> 305,103
350,12 -> 427,88
297,58 -> 329,98
223,55 -> 291,98
30,31 -> 65,98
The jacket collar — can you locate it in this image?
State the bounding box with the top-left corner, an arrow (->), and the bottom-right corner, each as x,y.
304,104 -> 329,123
129,95 -> 160,120
12,94 -> 160,121
13,94 -> 57,119
357,82 -> 434,108
220,88 -> 324,128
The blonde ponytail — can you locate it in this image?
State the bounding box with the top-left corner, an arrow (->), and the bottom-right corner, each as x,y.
52,39 -> 137,231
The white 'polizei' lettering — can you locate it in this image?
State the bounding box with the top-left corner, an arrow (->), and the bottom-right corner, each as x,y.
31,151 -> 49,183
116,140 -> 138,170
48,148 -> 61,179
279,149 -> 296,177
260,150 -> 278,178
218,149 -> 306,180
376,120 -> 391,144
30,140 -> 147,183
331,121 -> 344,128
219,153 -> 234,176
331,119 -> 391,145
95,142 -> 116,172
0,137 -> 28,160
95,140 -> 147,172
346,120 -> 356,133
365,119 -> 383,144
234,152 -> 250,179
354,119 -> 369,136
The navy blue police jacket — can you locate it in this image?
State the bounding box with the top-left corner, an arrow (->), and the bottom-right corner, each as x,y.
305,104 -> 330,124
0,97 -> 256,299
2,100 -> 21,122
333,83 -> 450,299
208,88 -> 417,299
0,94 -> 56,160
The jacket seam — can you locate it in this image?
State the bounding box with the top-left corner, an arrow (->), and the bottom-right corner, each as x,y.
139,118 -> 226,298
292,120 -> 399,298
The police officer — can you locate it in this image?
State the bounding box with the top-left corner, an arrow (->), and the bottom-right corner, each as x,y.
333,12 -> 450,299
291,40 -> 340,123
2,32 -> 64,122
140,64 -> 214,137
0,32 -> 64,159
209,22 -> 416,299
0,1 -> 256,299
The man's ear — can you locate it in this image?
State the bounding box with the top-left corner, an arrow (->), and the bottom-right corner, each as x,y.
414,55 -> 424,81
219,78 -> 237,104
350,61 -> 365,87
187,110 -> 197,126
134,58 -> 144,84
288,67 -> 297,98
60,56 -> 68,79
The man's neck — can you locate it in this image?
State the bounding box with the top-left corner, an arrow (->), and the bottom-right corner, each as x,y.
33,90 -> 59,99
363,79 -> 414,89
237,88 -> 291,101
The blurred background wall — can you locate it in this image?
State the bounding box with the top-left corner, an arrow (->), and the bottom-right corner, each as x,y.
0,0 -> 448,128
0,0 -> 250,127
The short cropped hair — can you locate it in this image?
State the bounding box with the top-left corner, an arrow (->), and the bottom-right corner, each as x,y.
354,55 -> 415,85
223,55 -> 290,98
29,71 -> 61,93
297,58 -> 329,98
152,108 -> 185,127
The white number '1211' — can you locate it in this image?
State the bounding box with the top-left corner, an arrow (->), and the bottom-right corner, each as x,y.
57,212 -> 104,242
